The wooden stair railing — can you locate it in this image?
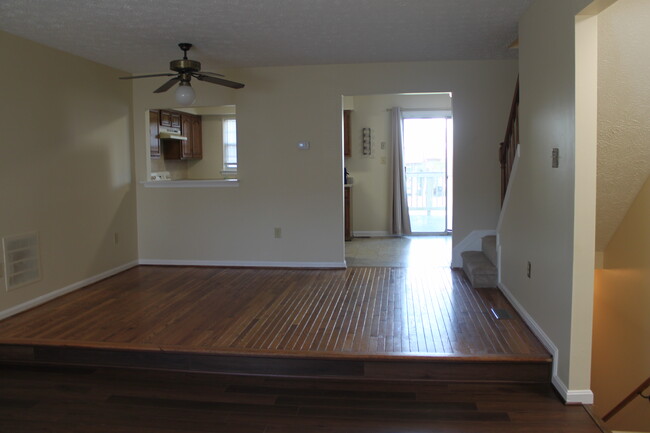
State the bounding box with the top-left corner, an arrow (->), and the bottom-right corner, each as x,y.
499,77 -> 520,205
602,376 -> 650,422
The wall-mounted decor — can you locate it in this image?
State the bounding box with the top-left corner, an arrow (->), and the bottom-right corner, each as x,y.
362,127 -> 371,155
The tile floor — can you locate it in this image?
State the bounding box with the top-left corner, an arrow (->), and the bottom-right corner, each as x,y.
345,235 -> 451,267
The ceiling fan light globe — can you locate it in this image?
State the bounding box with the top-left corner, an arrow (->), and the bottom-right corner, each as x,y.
175,82 -> 195,106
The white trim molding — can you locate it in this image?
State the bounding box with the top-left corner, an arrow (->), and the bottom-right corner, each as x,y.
139,259 -> 346,269
498,280 -> 594,405
0,260 -> 138,321
352,231 -> 393,238
451,229 -> 496,268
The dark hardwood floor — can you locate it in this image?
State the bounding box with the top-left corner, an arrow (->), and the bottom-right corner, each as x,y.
0,266 -> 548,358
0,266 -> 551,381
0,265 -> 603,432
0,364 -> 602,433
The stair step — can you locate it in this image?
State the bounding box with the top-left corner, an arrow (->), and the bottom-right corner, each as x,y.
482,235 -> 497,267
461,250 -> 497,289
0,343 -> 552,384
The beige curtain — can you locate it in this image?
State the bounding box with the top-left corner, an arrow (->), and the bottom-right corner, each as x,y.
389,107 -> 411,235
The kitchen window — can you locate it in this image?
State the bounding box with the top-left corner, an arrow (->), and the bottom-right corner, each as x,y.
223,118 -> 237,173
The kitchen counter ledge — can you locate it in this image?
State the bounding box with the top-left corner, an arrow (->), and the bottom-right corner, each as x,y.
142,179 -> 239,188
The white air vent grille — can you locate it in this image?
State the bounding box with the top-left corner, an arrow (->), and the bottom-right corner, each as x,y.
3,232 -> 41,291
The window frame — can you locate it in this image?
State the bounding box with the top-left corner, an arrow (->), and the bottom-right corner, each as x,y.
222,117 -> 238,173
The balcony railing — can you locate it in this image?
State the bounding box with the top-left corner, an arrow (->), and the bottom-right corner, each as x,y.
405,170 -> 447,232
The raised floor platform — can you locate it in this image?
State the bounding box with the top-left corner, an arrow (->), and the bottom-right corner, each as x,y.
0,266 -> 551,383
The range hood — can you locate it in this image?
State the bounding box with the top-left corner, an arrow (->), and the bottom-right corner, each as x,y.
158,131 -> 187,140
158,126 -> 187,141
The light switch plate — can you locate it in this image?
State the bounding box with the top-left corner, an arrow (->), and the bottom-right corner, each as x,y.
552,148 -> 559,168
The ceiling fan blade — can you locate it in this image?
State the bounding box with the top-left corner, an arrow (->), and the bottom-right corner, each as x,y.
194,74 -> 245,89
197,71 -> 225,77
119,73 -> 176,80
153,77 -> 181,93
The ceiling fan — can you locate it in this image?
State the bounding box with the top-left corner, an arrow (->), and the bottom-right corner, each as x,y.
120,43 -> 244,105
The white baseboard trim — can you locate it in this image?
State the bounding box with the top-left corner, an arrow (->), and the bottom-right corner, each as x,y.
553,380 -> 595,405
0,260 -> 138,321
498,280 -> 594,405
451,229 -> 496,267
352,231 -> 393,237
139,259 -> 347,269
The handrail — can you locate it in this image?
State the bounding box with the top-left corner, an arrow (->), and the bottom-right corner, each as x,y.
602,376 -> 650,422
499,77 -> 520,205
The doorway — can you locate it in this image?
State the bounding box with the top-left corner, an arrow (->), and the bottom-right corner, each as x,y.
402,111 -> 453,234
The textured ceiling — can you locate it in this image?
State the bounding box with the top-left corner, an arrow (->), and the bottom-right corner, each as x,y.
0,0 -> 531,73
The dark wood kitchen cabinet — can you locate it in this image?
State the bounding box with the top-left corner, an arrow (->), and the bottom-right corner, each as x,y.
190,115 -> 203,159
160,110 -> 181,128
345,186 -> 352,241
163,113 -> 202,160
149,110 -> 161,158
180,114 -> 193,158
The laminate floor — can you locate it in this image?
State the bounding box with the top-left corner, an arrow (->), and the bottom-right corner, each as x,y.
0,364 -> 602,433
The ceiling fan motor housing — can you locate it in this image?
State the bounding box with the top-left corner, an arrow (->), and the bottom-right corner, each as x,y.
170,59 -> 201,73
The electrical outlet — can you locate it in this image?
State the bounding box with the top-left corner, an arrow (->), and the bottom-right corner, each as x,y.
274,227 -> 282,239
527,261 -> 532,278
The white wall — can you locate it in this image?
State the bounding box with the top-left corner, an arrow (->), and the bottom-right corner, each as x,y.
498,0 -> 594,400
0,31 -> 138,313
134,61 -> 517,265
345,93 -> 453,235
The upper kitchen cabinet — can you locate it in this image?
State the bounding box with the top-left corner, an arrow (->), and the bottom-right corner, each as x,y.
189,115 -> 202,159
160,110 -> 181,128
162,111 -> 203,160
180,114 -> 193,158
149,110 -> 161,158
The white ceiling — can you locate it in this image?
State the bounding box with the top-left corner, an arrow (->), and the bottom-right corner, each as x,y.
0,0 -> 531,73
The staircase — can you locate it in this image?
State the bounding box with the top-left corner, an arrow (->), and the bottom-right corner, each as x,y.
461,235 -> 497,288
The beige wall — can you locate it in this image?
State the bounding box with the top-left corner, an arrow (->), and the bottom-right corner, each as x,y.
345,93 -> 452,235
134,61 -> 516,265
498,0 -> 594,397
592,175 -> 650,431
0,31 -> 138,312
595,0 -> 650,252
591,0 -> 650,429
150,155 -> 188,180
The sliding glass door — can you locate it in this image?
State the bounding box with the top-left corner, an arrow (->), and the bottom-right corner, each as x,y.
402,112 -> 453,234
